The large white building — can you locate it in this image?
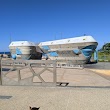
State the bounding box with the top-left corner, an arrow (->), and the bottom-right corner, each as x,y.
9,41 -> 42,60
9,35 -> 98,64
38,35 -> 98,64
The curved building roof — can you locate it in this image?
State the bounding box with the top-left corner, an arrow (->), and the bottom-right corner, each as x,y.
9,41 -> 36,47
39,36 -> 97,46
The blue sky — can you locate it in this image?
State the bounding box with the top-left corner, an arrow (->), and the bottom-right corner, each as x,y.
0,0 -> 110,51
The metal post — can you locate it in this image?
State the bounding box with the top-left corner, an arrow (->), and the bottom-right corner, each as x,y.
53,61 -> 57,84
0,57 -> 2,85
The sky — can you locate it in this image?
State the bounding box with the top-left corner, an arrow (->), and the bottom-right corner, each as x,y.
0,0 -> 110,51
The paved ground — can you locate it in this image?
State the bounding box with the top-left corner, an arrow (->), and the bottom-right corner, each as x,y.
85,62 -> 110,81
84,62 -> 110,70
0,86 -> 110,110
1,67 -> 110,86
0,62 -> 110,110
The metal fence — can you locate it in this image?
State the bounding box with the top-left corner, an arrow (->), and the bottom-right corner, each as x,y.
0,59 -> 57,86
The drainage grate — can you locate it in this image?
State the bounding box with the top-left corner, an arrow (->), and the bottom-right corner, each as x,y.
0,96 -> 12,99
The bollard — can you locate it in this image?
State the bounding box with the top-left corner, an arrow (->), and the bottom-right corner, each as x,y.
0,57 -> 2,85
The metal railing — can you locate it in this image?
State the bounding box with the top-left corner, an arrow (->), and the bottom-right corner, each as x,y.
0,59 -> 57,86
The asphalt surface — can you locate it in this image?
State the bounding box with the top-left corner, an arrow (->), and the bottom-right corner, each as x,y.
84,62 -> 110,70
